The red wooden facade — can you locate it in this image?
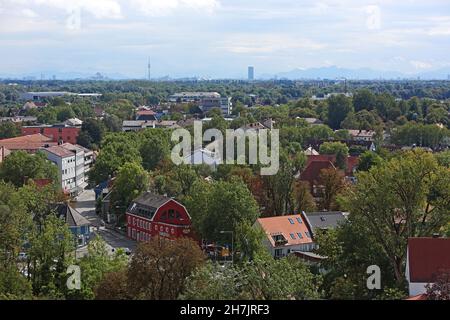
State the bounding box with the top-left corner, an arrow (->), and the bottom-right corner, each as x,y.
126,193 -> 194,242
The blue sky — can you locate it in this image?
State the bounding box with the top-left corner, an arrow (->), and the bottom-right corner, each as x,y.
0,0 -> 449,78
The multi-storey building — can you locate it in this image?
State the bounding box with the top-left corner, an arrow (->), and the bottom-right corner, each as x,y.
44,145 -> 77,195
168,92 -> 232,115
22,124 -> 81,145
126,192 -> 194,242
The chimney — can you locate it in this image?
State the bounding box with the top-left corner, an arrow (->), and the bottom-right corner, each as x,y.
432,233 -> 441,238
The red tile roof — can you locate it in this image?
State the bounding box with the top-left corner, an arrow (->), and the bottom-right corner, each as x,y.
408,238 -> 450,283
256,214 -> 314,247
0,134 -> 56,151
137,110 -> 157,116
300,160 -> 335,186
406,294 -> 428,300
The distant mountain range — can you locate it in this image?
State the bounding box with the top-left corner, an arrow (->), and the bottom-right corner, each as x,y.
1,66 -> 450,81
261,66 -> 450,80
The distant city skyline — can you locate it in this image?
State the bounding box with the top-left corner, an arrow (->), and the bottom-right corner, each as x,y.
0,0 -> 449,79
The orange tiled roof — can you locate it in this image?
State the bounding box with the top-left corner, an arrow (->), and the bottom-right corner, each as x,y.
0,134 -> 56,151
256,214 -> 313,247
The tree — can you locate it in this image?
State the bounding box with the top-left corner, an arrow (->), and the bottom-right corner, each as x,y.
341,110 -> 382,131
28,214 -> 74,298
139,130 -> 171,171
182,253 -> 322,300
94,270 -> 129,300
353,89 -> 377,112
0,122 -> 20,139
67,238 -> 128,300
110,162 -> 149,225
293,180 -> 316,212
184,178 -> 260,258
89,135 -> 142,185
390,123 -> 448,149
319,142 -> 349,156
341,150 -> 450,286
327,95 -> 353,130
319,168 -> 346,211
319,142 -> 349,170
103,114 -> 122,132
426,269 -> 450,300
357,151 -> 383,172
127,237 -> 205,300
0,151 -> 59,188
78,119 -> 105,149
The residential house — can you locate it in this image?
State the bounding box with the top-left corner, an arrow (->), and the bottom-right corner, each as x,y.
300,155 -> 359,196
136,110 -> 158,121
168,92 -> 232,116
0,146 -> 11,162
55,203 -> 91,247
22,124 -> 81,144
122,120 -> 156,132
348,129 -> 376,142
0,134 -> 56,153
301,211 -> 348,237
406,237 -> 450,297
64,118 -> 83,127
298,117 -> 324,126
126,192 -> 194,242
254,214 -> 315,259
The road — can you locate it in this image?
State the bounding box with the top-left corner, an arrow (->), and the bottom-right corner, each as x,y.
72,189 -> 136,258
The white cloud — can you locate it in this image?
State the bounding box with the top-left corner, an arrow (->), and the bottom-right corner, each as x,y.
130,0 -> 219,16
216,34 -> 326,54
21,8 -> 38,18
8,0 -> 123,19
365,5 -> 381,30
410,60 -> 433,69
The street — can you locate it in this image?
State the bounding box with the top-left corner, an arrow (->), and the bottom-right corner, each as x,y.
72,189 -> 136,258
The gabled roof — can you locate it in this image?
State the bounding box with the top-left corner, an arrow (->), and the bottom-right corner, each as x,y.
55,203 -> 91,227
44,145 -> 75,158
256,214 -> 314,247
408,238 -> 450,283
129,192 -> 171,212
302,211 -> 347,232
0,134 -> 56,151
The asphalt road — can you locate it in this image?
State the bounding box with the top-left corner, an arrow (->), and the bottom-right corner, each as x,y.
72,189 -> 136,258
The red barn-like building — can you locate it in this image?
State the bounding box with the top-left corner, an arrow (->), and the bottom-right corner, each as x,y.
126,192 -> 194,242
22,125 -> 80,145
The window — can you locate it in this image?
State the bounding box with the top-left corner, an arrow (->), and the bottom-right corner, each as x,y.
297,232 -> 303,239
305,231 -> 311,238
288,218 -> 294,225
169,209 -> 175,219
176,211 -> 181,219
274,249 -> 283,258
296,217 -> 303,224
290,233 -> 296,240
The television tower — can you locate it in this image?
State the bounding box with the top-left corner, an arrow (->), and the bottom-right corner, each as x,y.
147,57 -> 151,81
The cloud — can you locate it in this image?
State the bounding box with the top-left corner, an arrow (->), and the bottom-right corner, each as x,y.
410,60 -> 433,69
216,34 -> 326,54
365,5 -> 381,30
130,0 -> 219,16
8,0 -> 123,19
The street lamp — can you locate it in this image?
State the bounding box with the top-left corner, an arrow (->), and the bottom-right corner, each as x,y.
219,230 -> 234,265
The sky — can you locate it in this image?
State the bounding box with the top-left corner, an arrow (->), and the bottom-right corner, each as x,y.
0,0 -> 449,79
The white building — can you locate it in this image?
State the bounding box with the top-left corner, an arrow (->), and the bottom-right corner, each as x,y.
44,145 -> 77,195
44,143 -> 92,196
406,237 -> 450,297
254,214 -> 315,259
